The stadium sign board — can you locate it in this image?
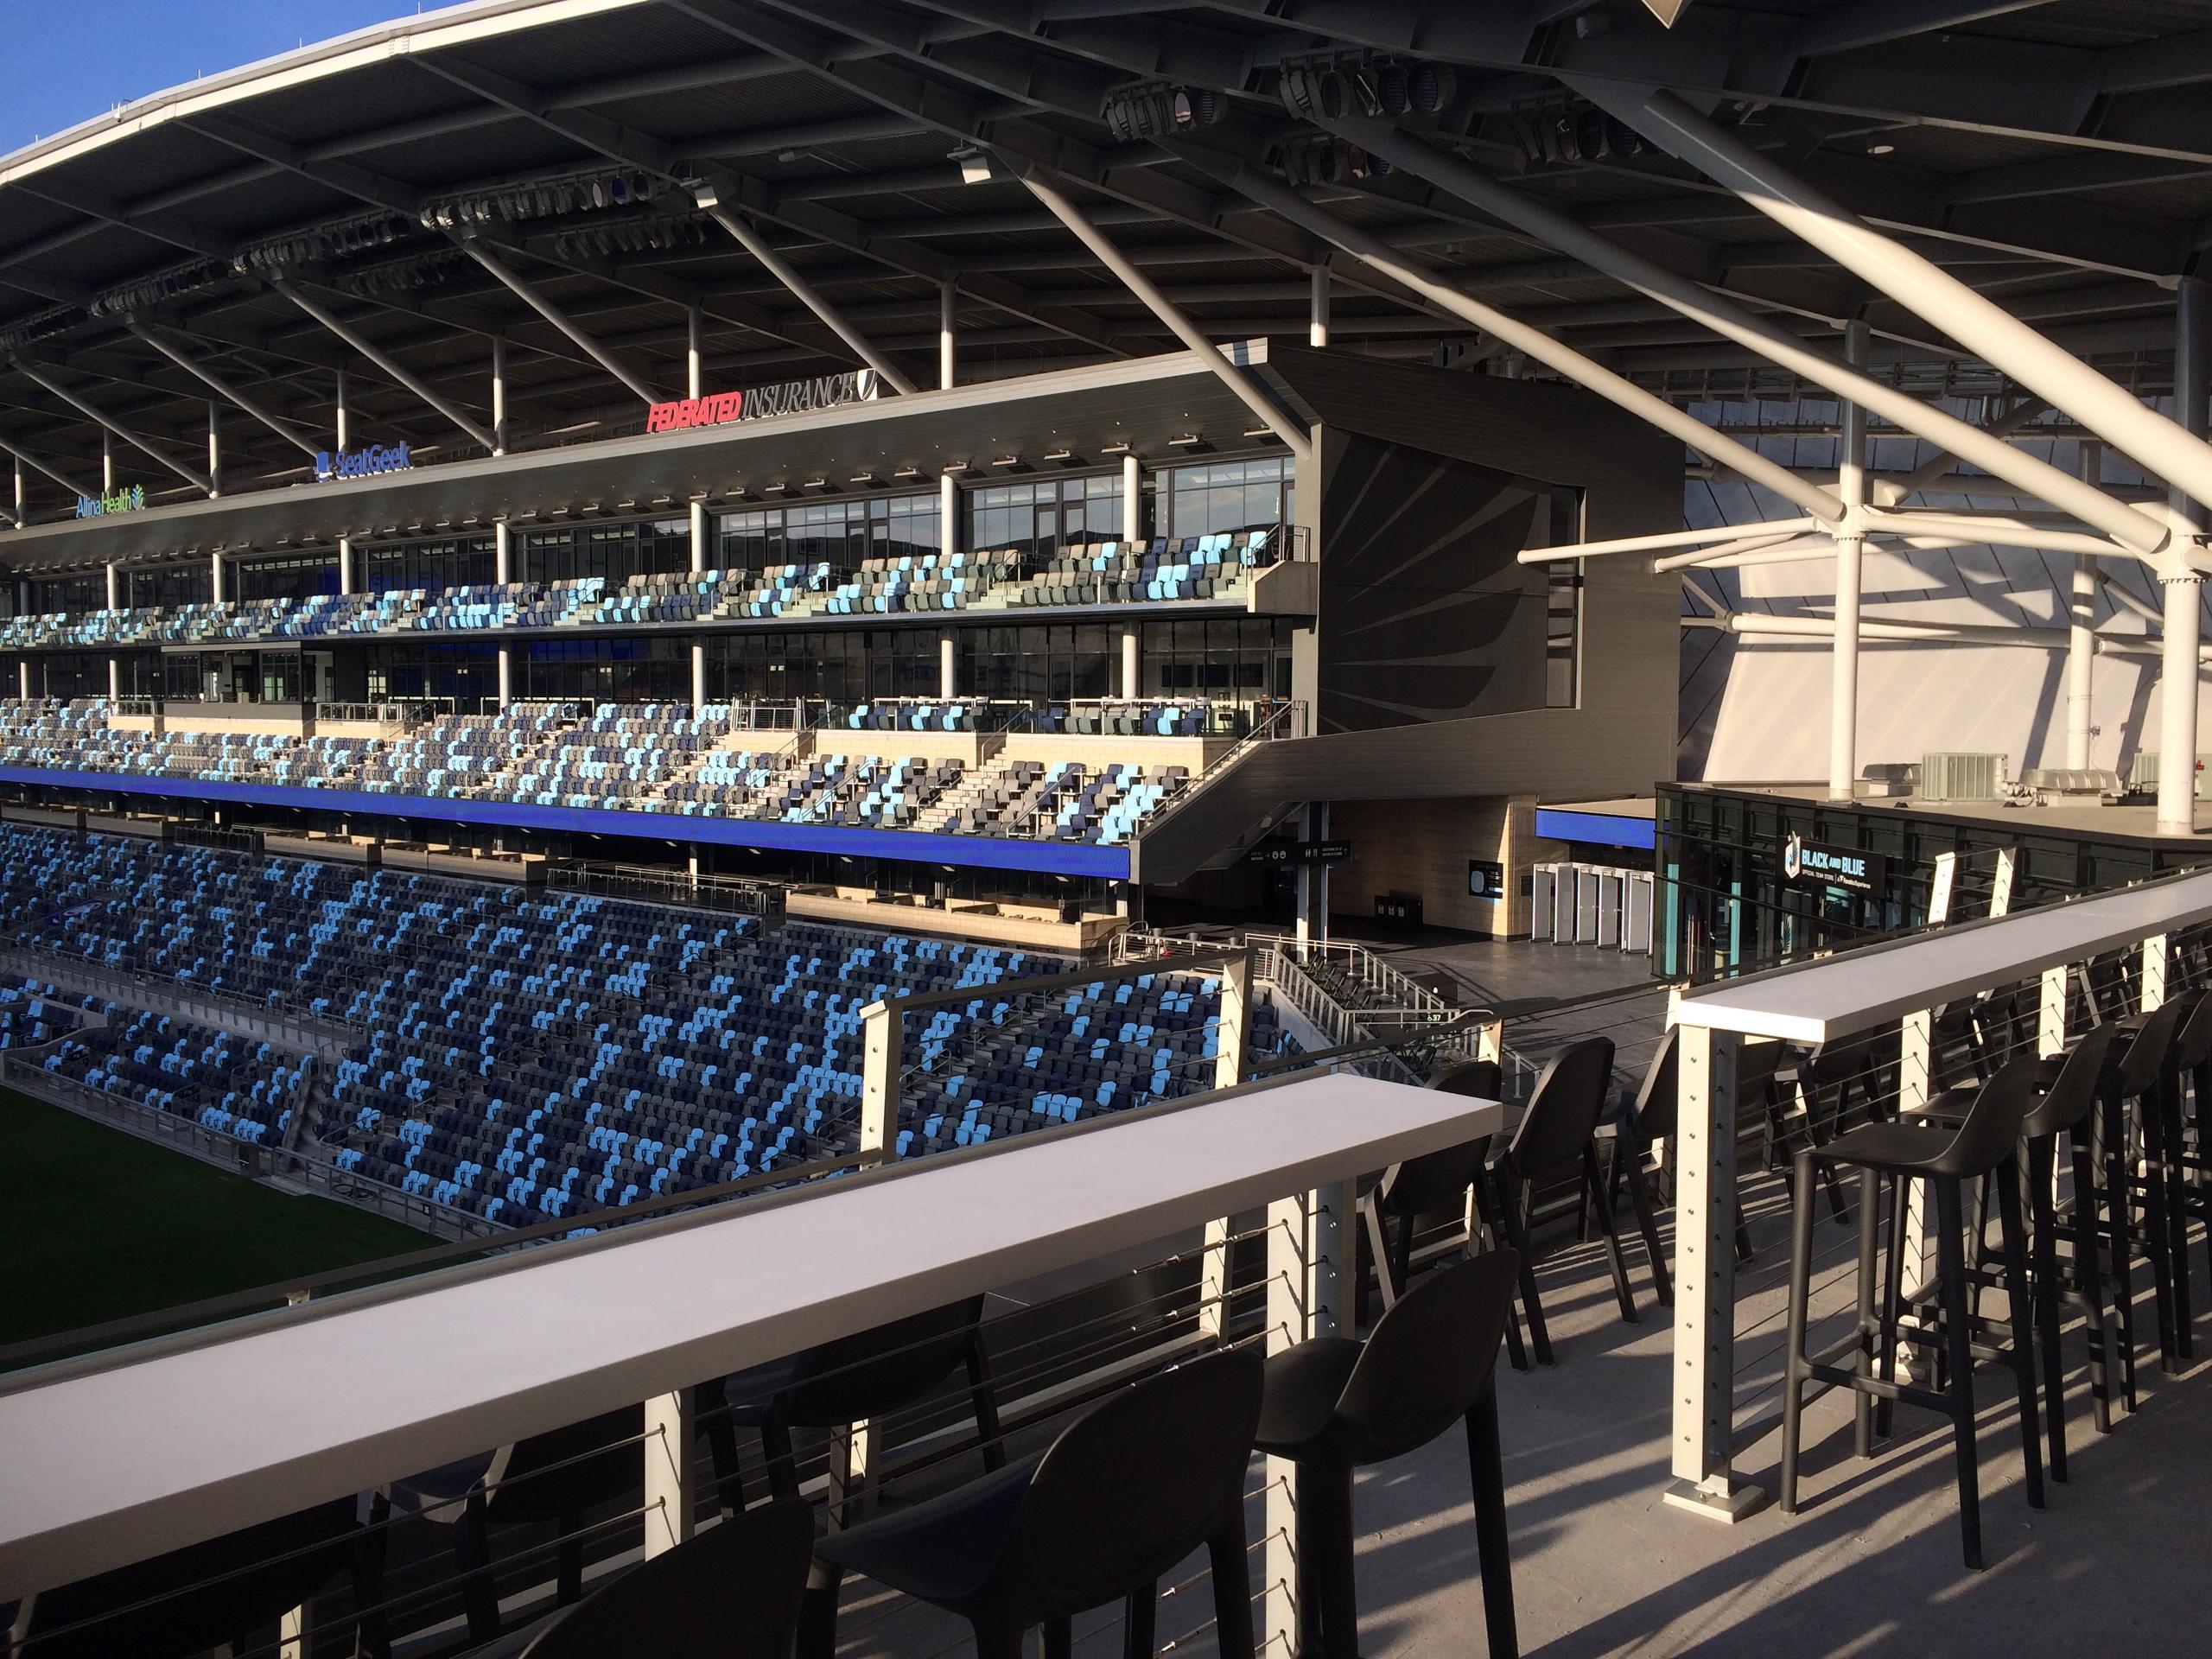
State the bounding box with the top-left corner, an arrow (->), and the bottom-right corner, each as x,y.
646,368 -> 879,435
75,485 -> 147,518
315,442 -> 413,483
1778,831 -> 1886,895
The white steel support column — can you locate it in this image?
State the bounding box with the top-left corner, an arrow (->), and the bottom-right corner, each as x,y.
1122,453 -> 1141,543
1576,83 -> 2212,524
2161,276 -> 2209,833
17,661 -> 28,700
1296,802 -> 1331,944
1121,628 -> 1139,699
939,633 -> 956,700
686,303 -> 703,402
10,454 -> 22,528
2069,442 -> 2102,770
495,521 -> 513,709
1830,322 -> 1868,801
210,552 -> 224,606
939,283 -> 957,391
1665,1023 -> 1765,1519
643,1389 -> 693,1557
491,335 -> 508,457
100,431 -> 113,495
127,324 -> 321,462
690,498 -> 709,709
1018,170 -> 1313,467
337,537 -> 353,597
207,403 -> 221,499
939,471 -> 957,558
277,279 -> 496,452
703,205 -> 920,395
334,369 -> 349,455
1197,950 -> 1251,1344
104,563 -> 117,610
1308,265 -> 1329,347
105,563 -> 119,701
461,240 -> 659,407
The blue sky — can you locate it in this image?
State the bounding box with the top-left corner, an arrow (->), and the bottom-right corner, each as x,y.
0,1 -> 416,154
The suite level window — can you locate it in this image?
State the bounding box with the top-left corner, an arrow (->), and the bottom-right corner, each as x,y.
969,475 -> 1122,566
524,518 -> 690,586
718,493 -> 939,569
29,574 -> 105,614
127,563 -> 213,607
238,552 -> 339,603
1161,457 -> 1293,540
362,534 -> 496,594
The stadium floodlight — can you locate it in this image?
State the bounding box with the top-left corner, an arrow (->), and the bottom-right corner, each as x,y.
950,146 -> 995,185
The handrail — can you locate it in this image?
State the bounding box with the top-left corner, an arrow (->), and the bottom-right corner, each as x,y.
1125,697 -> 1306,849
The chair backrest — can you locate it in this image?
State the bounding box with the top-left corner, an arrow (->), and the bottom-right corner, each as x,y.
995,1345 -> 1262,1620
8,1497 -> 359,1659
782,1295 -> 986,1427
486,1404 -> 645,1523
1381,1061 -> 1500,1214
1507,1037 -> 1617,1174
517,1496 -> 813,1659
1942,1052 -> 2043,1176
2023,1021 -> 2119,1140
2171,990 -> 2212,1072
1338,1249 -> 1521,1465
2116,994 -> 2195,1096
1628,1027 -> 1681,1140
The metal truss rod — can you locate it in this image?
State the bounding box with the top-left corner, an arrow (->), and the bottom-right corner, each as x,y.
124,322 -> 321,459
1574,83 -> 2212,560
1518,518 -> 1820,564
702,204 -> 919,395
270,277 -> 497,453
9,359 -> 213,496
1879,397 -> 2052,502
1649,531 -> 1821,573
456,239 -> 661,407
1862,508 -> 2132,559
1693,608 -> 2172,660
1014,168 -> 1312,466
0,439 -> 89,504
1318,113 -> 2170,559
1179,150 -> 1840,520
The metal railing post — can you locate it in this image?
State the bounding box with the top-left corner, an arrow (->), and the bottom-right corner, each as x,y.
644,1389 -> 693,1558
1665,1022 -> 1764,1518
859,998 -> 901,1166
1197,948 -> 1250,1345
2144,933 -> 2171,1010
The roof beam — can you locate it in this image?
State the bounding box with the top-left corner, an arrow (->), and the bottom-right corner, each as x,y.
1789,3 -> 2062,60
123,322 -> 324,459
0,439 -> 90,503
699,202 -> 918,392
270,276 -> 497,453
454,238 -> 663,405
10,359 -> 213,495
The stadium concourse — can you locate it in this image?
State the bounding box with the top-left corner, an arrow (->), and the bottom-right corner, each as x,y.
7,2 -> 2212,1657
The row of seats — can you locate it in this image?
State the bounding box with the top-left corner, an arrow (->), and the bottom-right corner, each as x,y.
0,699 -> 1209,846
0,531 -> 1286,653
0,825 -> 1256,1226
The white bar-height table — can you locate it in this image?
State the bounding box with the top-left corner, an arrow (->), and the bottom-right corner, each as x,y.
1666,865 -> 2212,1522
0,1069 -> 1502,1658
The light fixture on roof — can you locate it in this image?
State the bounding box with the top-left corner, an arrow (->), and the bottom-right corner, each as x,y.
1868,142 -> 1896,156
950,146 -> 995,186
1101,83 -> 1223,142
989,454 -> 1022,468
943,461 -> 971,474
1167,433 -> 1204,448
1042,448 -> 1077,464
763,483 -> 788,495
848,471 -> 879,486
893,466 -> 920,480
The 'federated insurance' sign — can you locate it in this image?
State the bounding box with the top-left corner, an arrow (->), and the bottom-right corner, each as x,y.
646,368 -> 879,435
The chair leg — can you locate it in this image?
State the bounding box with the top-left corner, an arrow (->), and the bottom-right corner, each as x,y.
1853,1166 -> 1880,1460
1044,1617 -> 1073,1659
2102,1088 -> 2141,1411
2159,1064 -> 2194,1363
2025,1139 -> 2069,1480
1993,1159 -> 2046,1511
1933,1179 -> 1984,1572
1394,1211 -> 1416,1303
966,1337 -> 1007,1474
1582,1143 -> 1639,1325
1494,1168 -> 1553,1366
556,1530 -> 584,1606
1622,1139 -> 1672,1306
760,1404 -> 801,1503
702,1402 -> 747,1516
454,1497 -> 500,1645
1306,1456 -> 1359,1659
1207,1506 -> 1256,1659
2136,1088 -> 2180,1374
1875,1173 -> 1910,1444
2067,1133 -> 2114,1435
1358,1191 -> 1395,1324
1779,1152 -> 1820,1514
1122,1583 -> 1158,1659
969,1623 -> 1027,1659
797,1560 -> 842,1659
1473,1178 -> 1529,1372
1466,1382 -> 1519,1659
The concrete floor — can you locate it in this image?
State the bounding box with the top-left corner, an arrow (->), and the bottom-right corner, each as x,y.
824,1162 -> 2212,1659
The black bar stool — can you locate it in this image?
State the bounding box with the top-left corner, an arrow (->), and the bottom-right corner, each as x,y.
462,1496 -> 813,1659
2103,994 -> 2195,1376
2166,993 -> 2212,1320
798,1346 -> 1261,1659
2022,1021 -> 2121,1478
1252,1250 -> 1522,1659
1778,1054 -> 2044,1570
1356,1057 -> 1529,1370
1489,1036 -> 1630,1363
702,1295 -> 1002,1523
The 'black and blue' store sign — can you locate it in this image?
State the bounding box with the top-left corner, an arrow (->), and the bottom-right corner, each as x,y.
1778,832 -> 1887,896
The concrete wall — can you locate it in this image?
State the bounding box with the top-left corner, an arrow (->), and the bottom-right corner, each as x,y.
1326,794 -> 1541,938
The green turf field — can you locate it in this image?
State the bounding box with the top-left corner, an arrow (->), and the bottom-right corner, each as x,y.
0,1086 -> 433,1354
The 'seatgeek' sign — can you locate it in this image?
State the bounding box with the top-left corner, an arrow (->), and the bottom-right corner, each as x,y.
646,368 -> 879,435
315,442 -> 413,482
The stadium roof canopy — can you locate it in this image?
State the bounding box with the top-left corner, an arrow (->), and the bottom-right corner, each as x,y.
3,0 -> 2210,509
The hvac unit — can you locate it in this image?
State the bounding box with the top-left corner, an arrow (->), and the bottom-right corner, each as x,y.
2127,753 -> 2212,799
1920,752 -> 2007,803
